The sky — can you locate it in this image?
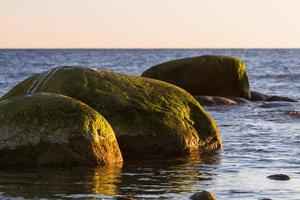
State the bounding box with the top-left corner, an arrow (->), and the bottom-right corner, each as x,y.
0,0 -> 300,48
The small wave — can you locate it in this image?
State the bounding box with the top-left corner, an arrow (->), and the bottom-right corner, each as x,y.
254,73 -> 300,80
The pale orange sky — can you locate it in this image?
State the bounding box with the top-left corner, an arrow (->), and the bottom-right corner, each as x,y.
0,0 -> 300,48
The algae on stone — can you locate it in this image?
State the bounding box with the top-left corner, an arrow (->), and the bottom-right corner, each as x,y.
1,67 -> 222,157
142,55 -> 251,99
0,93 -> 123,166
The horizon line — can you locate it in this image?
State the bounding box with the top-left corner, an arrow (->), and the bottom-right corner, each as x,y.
1,47 -> 300,50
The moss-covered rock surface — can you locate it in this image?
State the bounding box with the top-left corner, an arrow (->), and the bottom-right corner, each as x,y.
142,55 -> 251,99
1,67 -> 222,157
0,93 -> 123,166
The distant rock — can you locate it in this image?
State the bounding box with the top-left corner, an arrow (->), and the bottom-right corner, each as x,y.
267,174 -> 290,180
190,190 -> 217,200
0,93 -> 123,166
194,96 -> 237,106
250,91 -> 270,101
259,102 -> 292,109
142,55 -> 251,99
226,96 -> 250,104
251,91 -> 298,102
1,67 -> 222,158
266,96 -> 298,102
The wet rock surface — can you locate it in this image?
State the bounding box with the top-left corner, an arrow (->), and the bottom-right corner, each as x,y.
0,93 -> 123,166
142,55 -> 251,99
267,174 -> 290,181
266,95 -> 298,102
1,67 -> 222,158
250,91 -> 270,101
194,96 -> 237,106
190,190 -> 217,200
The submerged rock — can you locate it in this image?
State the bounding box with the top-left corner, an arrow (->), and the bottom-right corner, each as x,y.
194,96 -> 237,106
266,96 -> 298,102
251,91 -> 298,102
250,91 -> 270,101
190,190 -> 217,200
1,67 -> 222,158
142,55 -> 251,99
226,96 -> 250,104
0,93 -> 123,166
267,174 -> 290,181
259,102 -> 292,109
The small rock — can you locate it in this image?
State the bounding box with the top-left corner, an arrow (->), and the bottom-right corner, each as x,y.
266,96 -> 298,102
250,91 -> 298,102
194,96 -> 237,106
194,96 -> 215,105
259,102 -> 291,108
267,174 -> 290,181
190,190 -> 217,200
250,91 -> 270,101
259,198 -> 272,200
227,96 -> 250,104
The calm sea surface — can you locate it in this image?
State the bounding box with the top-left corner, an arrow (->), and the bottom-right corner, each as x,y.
0,49 -> 299,199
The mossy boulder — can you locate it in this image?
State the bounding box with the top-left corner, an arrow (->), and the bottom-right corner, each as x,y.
1,67 -> 222,157
142,55 -> 251,99
0,93 -> 123,166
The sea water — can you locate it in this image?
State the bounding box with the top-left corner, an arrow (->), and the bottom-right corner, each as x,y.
0,49 -> 299,199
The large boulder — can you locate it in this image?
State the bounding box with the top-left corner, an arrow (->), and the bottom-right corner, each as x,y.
1,67 -> 222,158
142,55 -> 251,99
0,93 -> 123,166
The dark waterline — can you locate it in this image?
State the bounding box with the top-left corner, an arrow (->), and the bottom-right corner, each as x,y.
0,49 -> 299,199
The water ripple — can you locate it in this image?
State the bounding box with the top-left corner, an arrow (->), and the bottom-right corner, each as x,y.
1,49 -> 300,199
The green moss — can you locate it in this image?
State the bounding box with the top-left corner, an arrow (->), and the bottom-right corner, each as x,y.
142,55 -> 251,99
0,93 -> 123,166
1,67 -> 222,157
